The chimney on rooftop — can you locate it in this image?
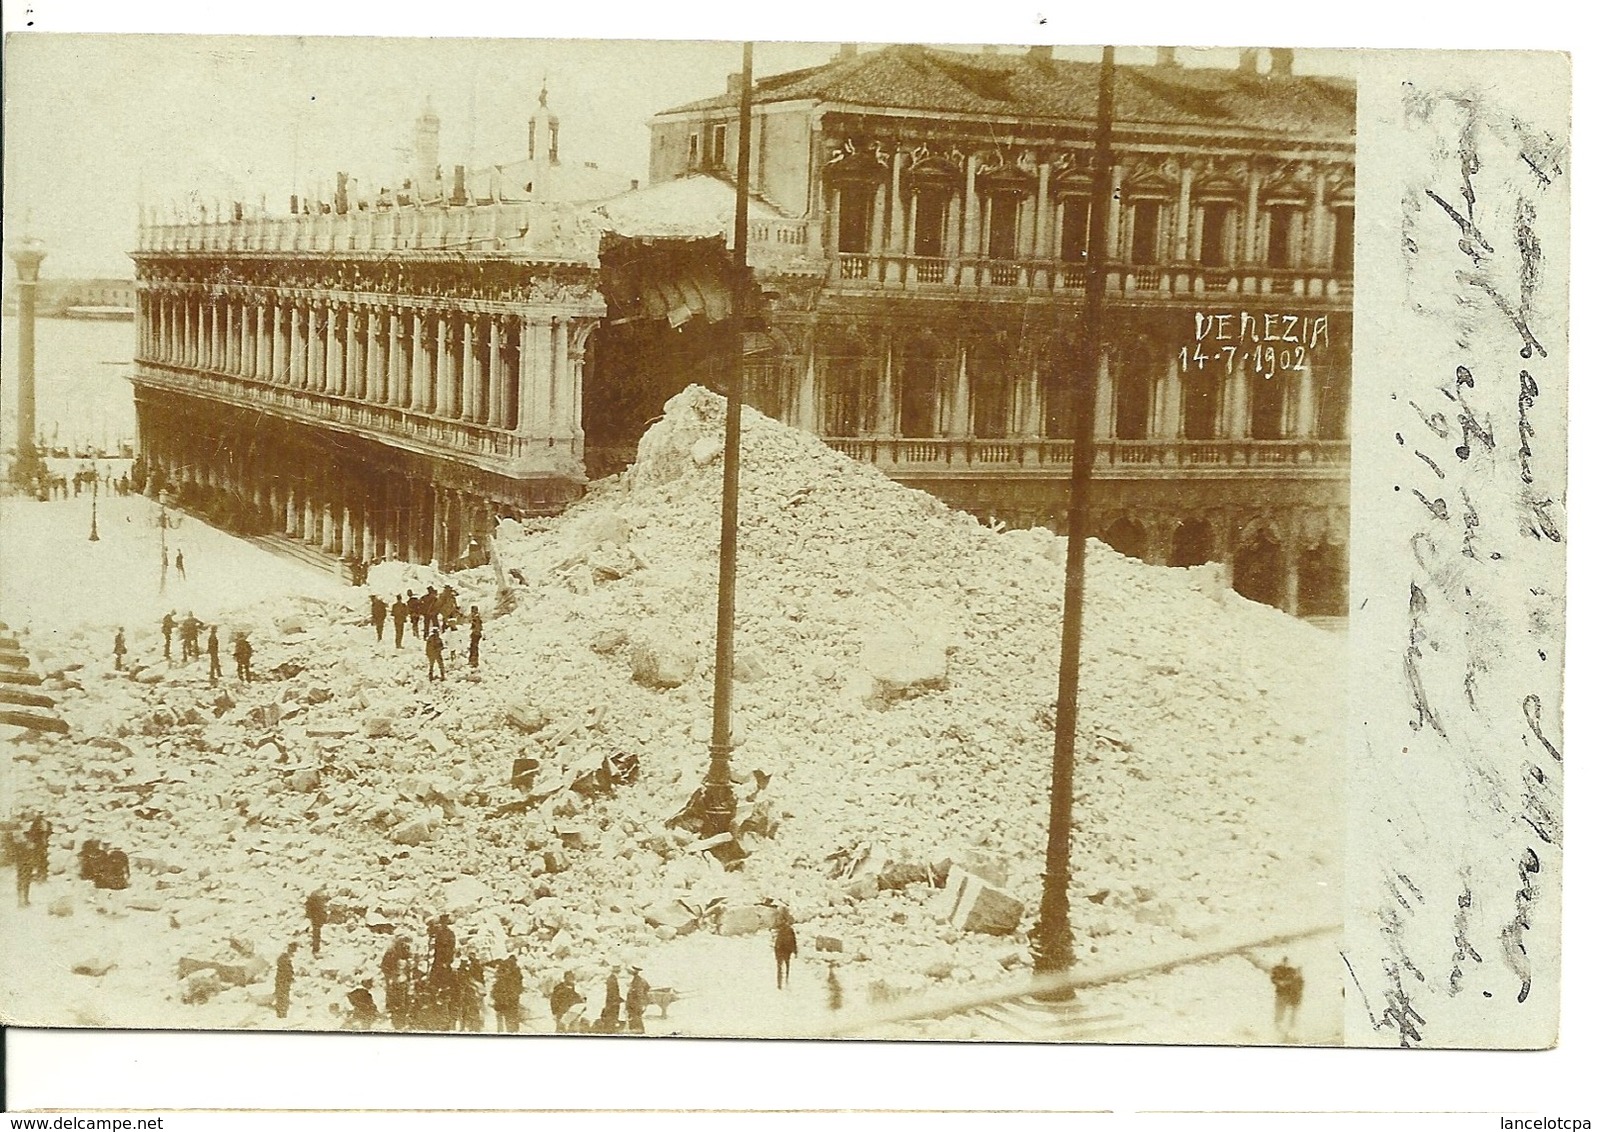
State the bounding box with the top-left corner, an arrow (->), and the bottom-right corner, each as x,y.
1028,45 -> 1053,62
980,45 -> 1000,55
1155,46 -> 1178,67
336,172 -> 350,215
452,165 -> 467,207
1269,48 -> 1294,77
1239,48 -> 1266,74
836,43 -> 857,60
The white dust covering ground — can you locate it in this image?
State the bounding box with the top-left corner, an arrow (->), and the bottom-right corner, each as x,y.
1,386 -> 1344,1042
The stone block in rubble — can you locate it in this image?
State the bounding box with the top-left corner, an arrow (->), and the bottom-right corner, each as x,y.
814,935 -> 845,953
362,714 -> 395,739
631,636 -> 696,689
181,971 -> 224,1004
732,652 -> 770,683
71,955 -> 116,977
249,703 -> 283,728
959,850 -> 1011,890
644,901 -> 699,937
843,875 -> 880,902
589,546 -> 638,582
589,629 -> 628,655
178,954 -> 270,987
287,767 -> 320,793
504,702 -> 546,734
49,896 -> 73,917
861,627 -> 947,696
718,904 -> 778,937
690,437 -> 722,467
305,721 -> 358,738
390,813 -> 439,845
930,866 -> 1025,937
443,875 -> 494,913
543,848 -> 571,875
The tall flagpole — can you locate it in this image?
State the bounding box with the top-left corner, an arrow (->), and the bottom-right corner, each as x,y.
700,41 -> 755,841
1031,45 -> 1116,994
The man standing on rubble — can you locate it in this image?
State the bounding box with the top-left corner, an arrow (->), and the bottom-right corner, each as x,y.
773,906 -> 798,990
625,965 -> 651,1034
423,586 -> 440,634
392,595 -> 407,648
206,625 -> 221,684
113,627 -> 127,671
180,612 -> 201,662
599,965 -> 623,1034
380,935 -> 414,1030
491,956 -> 524,1033
426,628 -> 446,682
468,606 -> 483,669
274,941 -> 298,1020
370,594 -> 387,643
161,611 -> 175,661
305,887 -> 331,956
233,634 -> 254,683
407,590 -> 422,637
549,969 -> 583,1033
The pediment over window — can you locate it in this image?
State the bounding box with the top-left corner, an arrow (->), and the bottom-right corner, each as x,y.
823,139 -> 891,183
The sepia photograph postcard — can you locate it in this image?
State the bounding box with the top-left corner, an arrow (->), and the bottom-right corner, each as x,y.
0,8 -> 1573,1105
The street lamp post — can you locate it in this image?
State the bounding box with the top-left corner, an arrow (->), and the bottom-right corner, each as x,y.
1031,46 -> 1116,997
700,41 -> 756,843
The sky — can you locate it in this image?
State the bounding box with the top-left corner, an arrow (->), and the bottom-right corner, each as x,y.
3,34 -> 1356,281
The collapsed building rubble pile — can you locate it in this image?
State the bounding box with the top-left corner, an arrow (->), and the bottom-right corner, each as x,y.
3,385 -> 1342,1030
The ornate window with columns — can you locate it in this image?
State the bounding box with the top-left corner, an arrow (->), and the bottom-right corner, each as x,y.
1113,338 -> 1159,440
896,332 -> 946,438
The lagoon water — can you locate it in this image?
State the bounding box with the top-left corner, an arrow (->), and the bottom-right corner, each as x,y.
2,314 -> 137,454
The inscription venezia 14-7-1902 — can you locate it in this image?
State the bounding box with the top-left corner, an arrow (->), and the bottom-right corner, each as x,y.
1180,311 -> 1336,379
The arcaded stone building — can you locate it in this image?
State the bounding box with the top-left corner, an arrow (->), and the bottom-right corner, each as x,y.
636,45 -> 1354,614
128,98 -> 615,567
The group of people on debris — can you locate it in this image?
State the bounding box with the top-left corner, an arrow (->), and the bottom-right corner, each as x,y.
113,612 -> 253,683
272,898 -> 652,1034
369,585 -> 483,682
9,816 -> 136,908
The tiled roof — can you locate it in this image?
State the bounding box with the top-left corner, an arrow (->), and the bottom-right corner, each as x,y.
659,46 -> 1354,140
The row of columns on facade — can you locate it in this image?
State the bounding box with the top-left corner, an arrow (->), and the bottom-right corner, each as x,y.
827,147 -> 1350,269
137,288 -> 595,440
787,342 -> 1343,441
140,423 -> 495,568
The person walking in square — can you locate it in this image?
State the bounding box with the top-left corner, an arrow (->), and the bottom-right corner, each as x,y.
392,595 -> 407,648
175,549 -> 186,580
